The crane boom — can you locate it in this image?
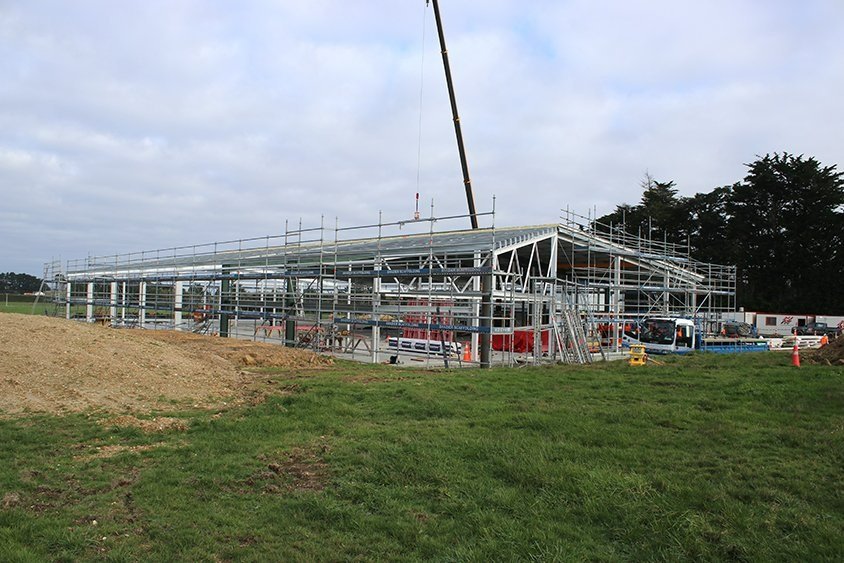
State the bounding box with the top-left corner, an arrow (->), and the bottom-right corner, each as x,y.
428,0 -> 478,229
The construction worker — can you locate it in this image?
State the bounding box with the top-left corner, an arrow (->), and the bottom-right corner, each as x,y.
820,334 -> 829,347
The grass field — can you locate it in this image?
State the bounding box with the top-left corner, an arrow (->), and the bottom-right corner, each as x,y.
1,353 -> 842,561
0,302 -> 39,315
0,300 -> 175,319
0,295 -> 63,317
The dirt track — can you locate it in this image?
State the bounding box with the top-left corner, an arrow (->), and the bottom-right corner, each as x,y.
0,313 -> 331,416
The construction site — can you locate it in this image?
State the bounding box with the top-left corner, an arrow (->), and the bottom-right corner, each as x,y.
39,205 -> 736,368
36,1 -> 740,368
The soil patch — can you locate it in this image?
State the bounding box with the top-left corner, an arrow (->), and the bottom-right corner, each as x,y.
138,330 -> 333,369
244,443 -> 331,494
0,313 -> 331,416
806,336 -> 844,365
73,443 -> 165,461
2,491 -> 21,509
101,415 -> 189,433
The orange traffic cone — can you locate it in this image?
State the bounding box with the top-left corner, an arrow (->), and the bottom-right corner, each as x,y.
463,342 -> 472,362
791,341 -> 800,367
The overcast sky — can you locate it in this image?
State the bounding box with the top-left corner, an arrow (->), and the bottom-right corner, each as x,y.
2,0 -> 842,275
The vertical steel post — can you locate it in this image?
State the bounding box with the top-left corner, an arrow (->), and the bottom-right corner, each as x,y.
109,281 -> 118,323
613,255 -> 622,352
139,282 -> 147,326
65,282 -> 72,319
220,272 -> 230,338
480,262 -> 493,368
471,250 -> 481,362
86,282 -> 94,322
372,265 -> 381,364
284,277 -> 296,347
549,238 -> 559,360
121,281 -> 127,324
174,280 -> 183,330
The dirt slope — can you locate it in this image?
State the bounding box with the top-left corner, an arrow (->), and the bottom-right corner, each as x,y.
0,313 -> 331,416
808,335 -> 844,365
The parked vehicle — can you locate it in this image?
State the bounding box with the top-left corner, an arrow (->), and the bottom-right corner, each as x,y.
795,322 -> 841,337
816,316 -> 844,333
721,321 -> 757,338
637,317 -> 696,354
632,317 -> 768,354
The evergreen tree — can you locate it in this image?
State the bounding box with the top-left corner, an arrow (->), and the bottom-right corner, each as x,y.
598,173 -> 688,246
727,153 -> 844,313
685,186 -> 732,265
596,154 -> 844,314
0,272 -> 43,293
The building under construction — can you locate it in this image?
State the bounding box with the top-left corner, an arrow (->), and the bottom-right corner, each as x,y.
40,207 -> 736,367
37,4 -> 737,367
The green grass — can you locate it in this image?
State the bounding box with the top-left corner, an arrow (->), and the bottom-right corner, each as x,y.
0,302 -> 173,319
0,302 -> 41,315
0,294 -> 66,316
1,354 -> 842,560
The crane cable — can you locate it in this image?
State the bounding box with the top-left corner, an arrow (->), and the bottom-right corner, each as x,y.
415,2 -> 429,198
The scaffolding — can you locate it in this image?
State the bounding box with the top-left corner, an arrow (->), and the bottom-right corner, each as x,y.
40,206 -> 736,367
557,209 -> 736,352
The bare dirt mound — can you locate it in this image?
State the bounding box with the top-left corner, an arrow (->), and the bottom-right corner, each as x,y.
808,336 -> 844,365
137,330 -> 332,369
0,313 -> 331,416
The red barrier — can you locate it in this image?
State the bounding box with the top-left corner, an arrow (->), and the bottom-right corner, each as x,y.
492,329 -> 550,353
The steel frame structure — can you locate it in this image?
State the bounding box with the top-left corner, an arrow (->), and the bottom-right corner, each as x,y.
40,208 -> 736,366
557,209 -> 736,347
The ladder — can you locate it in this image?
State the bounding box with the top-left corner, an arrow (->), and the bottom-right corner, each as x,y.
553,293 -> 593,364
583,305 -> 607,362
32,260 -> 63,317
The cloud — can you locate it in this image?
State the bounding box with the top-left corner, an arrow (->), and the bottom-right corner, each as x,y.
1,0 -> 843,274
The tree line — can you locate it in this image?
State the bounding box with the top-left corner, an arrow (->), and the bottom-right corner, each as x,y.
0,272 -> 42,293
597,153 -> 844,315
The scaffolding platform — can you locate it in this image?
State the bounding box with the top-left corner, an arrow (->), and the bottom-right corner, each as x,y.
40,207 -> 736,367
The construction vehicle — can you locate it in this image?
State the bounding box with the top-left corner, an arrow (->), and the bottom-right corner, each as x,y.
630,317 -> 769,354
